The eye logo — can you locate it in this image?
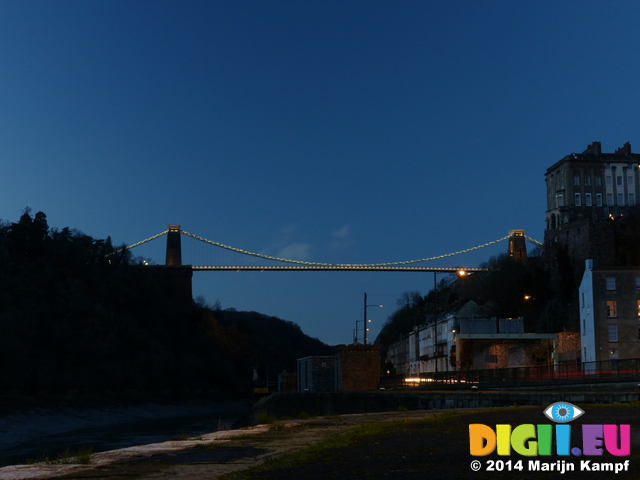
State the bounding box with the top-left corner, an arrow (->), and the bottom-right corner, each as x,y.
543,402 -> 584,423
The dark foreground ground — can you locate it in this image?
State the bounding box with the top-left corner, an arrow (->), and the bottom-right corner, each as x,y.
31,403 -> 639,480
237,405 -> 640,480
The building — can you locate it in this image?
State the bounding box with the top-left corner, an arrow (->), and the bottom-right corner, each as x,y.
544,142 -> 640,293
386,306 -> 559,376
545,141 -> 640,235
334,344 -> 381,391
579,259 -> 640,363
297,356 -> 336,392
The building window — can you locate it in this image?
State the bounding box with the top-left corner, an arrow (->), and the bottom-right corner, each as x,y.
586,193 -> 592,206
617,176 -> 623,186
595,176 -> 602,186
607,193 -> 614,205
606,175 -> 612,186
637,299 -> 640,317
618,193 -> 624,206
585,176 -> 591,186
608,324 -> 619,342
596,194 -> 603,206
606,277 -> 616,290
629,175 -> 634,186
575,193 -> 581,206
629,193 -> 636,205
574,176 -> 580,186
636,277 -> 640,290
582,318 -> 586,334
607,300 -> 617,318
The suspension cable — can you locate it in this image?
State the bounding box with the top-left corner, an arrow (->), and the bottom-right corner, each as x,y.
525,235 -> 543,246
180,230 -> 512,267
115,230 -> 169,254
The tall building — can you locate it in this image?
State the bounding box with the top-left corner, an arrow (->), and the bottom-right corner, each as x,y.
544,142 -> 640,290
579,260 -> 640,363
545,141 -> 640,236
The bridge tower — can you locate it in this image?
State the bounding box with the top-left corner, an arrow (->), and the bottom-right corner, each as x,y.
508,229 -> 527,263
165,225 -> 182,266
157,224 -> 192,309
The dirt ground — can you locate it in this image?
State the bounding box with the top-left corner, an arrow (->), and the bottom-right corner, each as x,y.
3,405 -> 640,480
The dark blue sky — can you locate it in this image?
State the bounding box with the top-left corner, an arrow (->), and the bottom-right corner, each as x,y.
3,1 -> 640,344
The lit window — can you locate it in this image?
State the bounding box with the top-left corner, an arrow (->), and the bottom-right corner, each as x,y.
607,300 -> 617,318
618,193 -> 624,206
608,325 -> 618,342
606,277 -> 616,290
637,299 -> 640,316
596,194 -> 603,206
586,193 -> 592,206
575,193 -> 581,206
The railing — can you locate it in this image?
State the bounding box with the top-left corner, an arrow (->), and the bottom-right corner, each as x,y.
379,358 -> 640,390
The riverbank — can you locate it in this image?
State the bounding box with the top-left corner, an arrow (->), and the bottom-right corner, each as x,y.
2,402 -> 639,480
0,393 -> 252,466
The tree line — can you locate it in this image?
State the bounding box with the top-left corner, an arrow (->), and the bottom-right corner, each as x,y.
0,209 -> 331,396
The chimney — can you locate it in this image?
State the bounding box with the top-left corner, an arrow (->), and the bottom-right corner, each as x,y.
615,142 -> 632,155
584,141 -> 602,157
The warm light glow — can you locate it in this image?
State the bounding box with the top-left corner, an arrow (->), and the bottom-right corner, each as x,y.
524,295 -> 534,300
404,377 -> 434,384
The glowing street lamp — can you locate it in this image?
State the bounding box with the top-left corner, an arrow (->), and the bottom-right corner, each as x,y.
362,293 -> 383,345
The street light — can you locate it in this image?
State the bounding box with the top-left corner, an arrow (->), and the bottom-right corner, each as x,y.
362,293 -> 383,345
354,319 -> 371,343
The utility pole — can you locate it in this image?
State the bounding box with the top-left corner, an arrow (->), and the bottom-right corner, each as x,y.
363,293 -> 368,345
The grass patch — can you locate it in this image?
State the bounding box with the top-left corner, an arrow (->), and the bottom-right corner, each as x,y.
27,446 -> 93,465
256,413 -> 277,425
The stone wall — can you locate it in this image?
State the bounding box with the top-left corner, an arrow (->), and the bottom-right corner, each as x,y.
335,344 -> 381,391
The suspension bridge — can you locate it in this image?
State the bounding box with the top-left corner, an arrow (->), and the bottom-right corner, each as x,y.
124,225 -> 542,274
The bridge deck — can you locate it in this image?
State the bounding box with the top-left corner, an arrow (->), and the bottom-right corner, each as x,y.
191,266 -> 489,272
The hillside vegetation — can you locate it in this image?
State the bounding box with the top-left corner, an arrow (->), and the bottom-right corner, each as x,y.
0,209 -> 331,396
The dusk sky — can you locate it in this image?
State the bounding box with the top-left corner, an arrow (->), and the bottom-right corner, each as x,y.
3,1 -> 640,345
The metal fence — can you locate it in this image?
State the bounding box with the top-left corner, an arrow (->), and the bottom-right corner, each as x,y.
380,358 -> 640,390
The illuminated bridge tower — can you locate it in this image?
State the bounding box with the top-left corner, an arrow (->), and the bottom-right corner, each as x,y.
158,224 -> 192,308
508,229 -> 527,264
165,225 -> 183,266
